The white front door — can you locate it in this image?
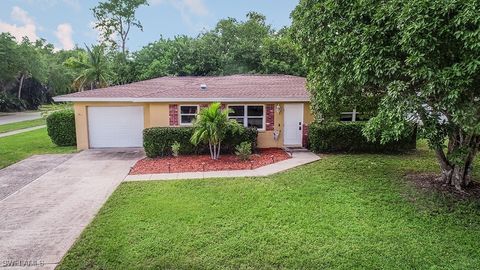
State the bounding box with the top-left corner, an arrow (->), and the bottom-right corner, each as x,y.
283,103 -> 304,146
88,106 -> 144,148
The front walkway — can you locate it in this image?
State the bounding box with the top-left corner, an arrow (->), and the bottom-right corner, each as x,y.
0,149 -> 144,270
125,151 -> 320,181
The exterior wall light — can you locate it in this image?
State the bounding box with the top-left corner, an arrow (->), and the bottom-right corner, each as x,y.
276,104 -> 281,113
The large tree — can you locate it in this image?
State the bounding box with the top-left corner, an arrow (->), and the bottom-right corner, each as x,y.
292,0 -> 480,189
92,0 -> 148,54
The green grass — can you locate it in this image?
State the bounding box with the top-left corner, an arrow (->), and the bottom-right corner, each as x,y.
59,142 -> 480,270
0,127 -> 76,169
0,118 -> 45,133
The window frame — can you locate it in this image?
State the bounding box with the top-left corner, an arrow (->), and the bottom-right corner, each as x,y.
179,105 -> 199,126
227,104 -> 266,131
340,108 -> 364,122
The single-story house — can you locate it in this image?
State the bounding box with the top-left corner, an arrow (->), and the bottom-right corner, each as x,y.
54,75 -> 314,150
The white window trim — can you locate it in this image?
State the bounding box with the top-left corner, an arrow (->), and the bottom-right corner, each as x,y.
341,108 -> 360,122
227,104 -> 266,131
179,105 -> 199,126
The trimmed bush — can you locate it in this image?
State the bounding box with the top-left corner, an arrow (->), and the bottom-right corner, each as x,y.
46,109 -> 76,146
308,122 -> 416,153
143,126 -> 258,158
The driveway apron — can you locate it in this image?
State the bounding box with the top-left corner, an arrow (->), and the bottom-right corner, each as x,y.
0,149 -> 144,270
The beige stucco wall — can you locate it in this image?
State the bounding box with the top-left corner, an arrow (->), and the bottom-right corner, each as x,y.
73,102 -> 314,150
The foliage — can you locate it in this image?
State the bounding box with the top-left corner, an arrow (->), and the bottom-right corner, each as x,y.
46,109 -> 76,146
39,103 -> 73,118
64,45 -> 111,91
308,122 -> 416,153
0,128 -> 76,169
57,143 -> 480,269
143,126 -> 257,158
92,0 -> 148,54
143,127 -> 198,158
171,141 -> 181,157
0,33 -> 20,90
0,34 -> 79,111
132,12 -> 303,80
235,141 -> 252,160
191,103 -> 242,160
0,92 -> 25,112
292,0 -> 480,189
260,28 -> 306,76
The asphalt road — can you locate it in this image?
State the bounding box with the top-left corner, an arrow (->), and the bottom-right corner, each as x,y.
0,111 -> 42,125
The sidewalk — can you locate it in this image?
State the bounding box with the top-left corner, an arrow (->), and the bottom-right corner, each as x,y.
124,151 -> 321,181
0,125 -> 46,138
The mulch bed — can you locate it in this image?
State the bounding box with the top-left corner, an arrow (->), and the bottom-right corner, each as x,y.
130,148 -> 291,175
405,172 -> 480,200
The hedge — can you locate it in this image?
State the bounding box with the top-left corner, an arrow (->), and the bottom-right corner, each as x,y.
143,126 -> 258,158
308,122 -> 416,153
46,109 -> 76,146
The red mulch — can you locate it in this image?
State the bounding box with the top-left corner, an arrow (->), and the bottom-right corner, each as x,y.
130,148 -> 291,175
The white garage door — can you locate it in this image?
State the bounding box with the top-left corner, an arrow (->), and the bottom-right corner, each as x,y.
88,106 -> 144,148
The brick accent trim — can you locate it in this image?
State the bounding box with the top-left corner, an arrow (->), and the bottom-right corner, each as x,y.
302,123 -> 309,148
220,103 -> 226,110
200,103 -> 209,109
266,104 -> 275,131
169,104 -> 178,126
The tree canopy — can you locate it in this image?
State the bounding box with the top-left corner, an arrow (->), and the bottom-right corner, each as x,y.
92,0 -> 148,54
292,0 -> 480,189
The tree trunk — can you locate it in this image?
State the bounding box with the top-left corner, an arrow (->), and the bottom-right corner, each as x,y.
436,134 -> 479,190
217,141 -> 221,159
17,73 -> 25,99
209,142 -> 213,159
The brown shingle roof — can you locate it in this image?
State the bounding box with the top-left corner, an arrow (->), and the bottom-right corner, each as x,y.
54,75 -> 309,102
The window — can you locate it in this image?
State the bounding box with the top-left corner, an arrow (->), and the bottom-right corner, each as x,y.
228,105 -> 264,130
340,109 -> 368,122
179,105 -> 198,125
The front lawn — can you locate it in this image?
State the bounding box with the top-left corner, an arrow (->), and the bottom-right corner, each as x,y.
0,118 -> 45,133
0,128 -> 76,169
59,143 -> 480,269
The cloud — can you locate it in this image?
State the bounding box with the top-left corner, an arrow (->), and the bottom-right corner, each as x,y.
150,0 -> 209,32
55,23 -> 75,50
24,0 -> 81,10
0,6 -> 38,41
87,21 -> 118,47
151,0 -> 209,16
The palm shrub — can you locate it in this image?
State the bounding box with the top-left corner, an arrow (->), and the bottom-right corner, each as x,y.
64,44 -> 111,91
235,141 -> 252,161
191,102 -> 241,160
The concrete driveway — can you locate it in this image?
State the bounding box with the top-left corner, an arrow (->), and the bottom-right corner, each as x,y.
0,149 -> 144,270
0,112 -> 41,125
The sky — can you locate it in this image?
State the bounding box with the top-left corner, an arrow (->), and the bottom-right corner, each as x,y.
0,0 -> 299,52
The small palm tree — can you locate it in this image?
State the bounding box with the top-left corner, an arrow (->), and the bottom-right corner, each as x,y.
65,44 -> 110,91
191,102 -> 241,160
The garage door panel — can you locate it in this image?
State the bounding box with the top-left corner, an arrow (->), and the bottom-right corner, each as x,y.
88,106 -> 144,148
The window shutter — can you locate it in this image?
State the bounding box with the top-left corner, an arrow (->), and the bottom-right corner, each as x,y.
266,104 -> 275,131
169,104 -> 178,126
302,123 -> 309,147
